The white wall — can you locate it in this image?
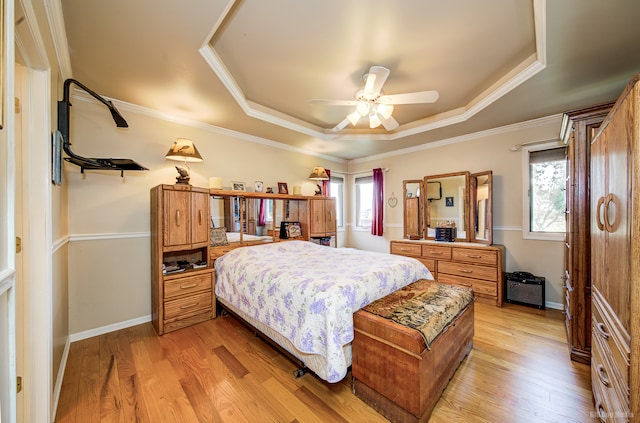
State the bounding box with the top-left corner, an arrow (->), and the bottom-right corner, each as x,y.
345,116 -> 565,308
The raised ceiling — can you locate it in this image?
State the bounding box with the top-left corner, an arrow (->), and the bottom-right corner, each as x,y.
60,0 -> 640,160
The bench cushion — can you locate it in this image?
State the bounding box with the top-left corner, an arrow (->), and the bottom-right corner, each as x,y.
360,279 -> 473,351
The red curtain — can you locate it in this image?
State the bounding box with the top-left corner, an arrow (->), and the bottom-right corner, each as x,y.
258,199 -> 266,226
371,168 -> 384,236
322,169 -> 331,196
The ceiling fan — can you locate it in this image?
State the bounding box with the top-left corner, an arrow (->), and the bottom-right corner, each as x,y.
311,66 -> 439,132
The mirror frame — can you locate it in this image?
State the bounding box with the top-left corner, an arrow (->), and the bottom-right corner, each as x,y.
402,179 -> 424,239
470,171 -> 493,244
424,171 -> 471,242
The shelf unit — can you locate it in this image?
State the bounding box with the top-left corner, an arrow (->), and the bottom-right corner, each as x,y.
151,184 -> 215,335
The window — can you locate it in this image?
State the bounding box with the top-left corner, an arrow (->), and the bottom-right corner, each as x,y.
355,176 -> 373,229
523,143 -> 566,240
329,175 -> 344,228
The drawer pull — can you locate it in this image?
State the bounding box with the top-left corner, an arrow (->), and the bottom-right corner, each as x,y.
596,364 -> 611,387
596,402 -> 607,421
595,322 -> 609,339
180,302 -> 200,310
459,269 -> 473,274
429,251 -> 443,255
465,254 -> 482,259
180,283 -> 198,289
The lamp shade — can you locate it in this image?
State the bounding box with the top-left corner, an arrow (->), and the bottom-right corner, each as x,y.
165,138 -> 203,162
308,166 -> 329,180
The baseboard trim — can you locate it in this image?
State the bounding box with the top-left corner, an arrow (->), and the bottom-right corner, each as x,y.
69,314 -> 152,343
52,337 -> 71,420
545,301 -> 563,310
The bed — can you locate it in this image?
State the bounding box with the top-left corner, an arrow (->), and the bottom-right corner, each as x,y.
214,240 -> 433,383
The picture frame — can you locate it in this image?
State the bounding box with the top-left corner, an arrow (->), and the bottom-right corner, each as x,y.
446,196 -> 454,207
278,182 -> 288,194
254,180 -> 264,193
232,181 -> 246,191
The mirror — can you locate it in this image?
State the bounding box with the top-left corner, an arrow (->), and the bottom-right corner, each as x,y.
470,171 -> 493,244
403,180 -> 423,238
424,172 -> 470,242
210,196 -> 277,243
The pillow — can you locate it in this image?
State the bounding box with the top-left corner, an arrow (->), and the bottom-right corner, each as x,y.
210,227 -> 229,246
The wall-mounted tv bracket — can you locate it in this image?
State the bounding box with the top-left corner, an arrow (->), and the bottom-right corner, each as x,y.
57,79 -> 148,177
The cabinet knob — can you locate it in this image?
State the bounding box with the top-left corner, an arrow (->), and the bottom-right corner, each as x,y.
595,322 -> 609,339
180,302 -> 199,310
596,364 -> 611,387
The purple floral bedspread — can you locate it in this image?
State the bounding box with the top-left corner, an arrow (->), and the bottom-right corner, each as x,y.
214,241 -> 433,382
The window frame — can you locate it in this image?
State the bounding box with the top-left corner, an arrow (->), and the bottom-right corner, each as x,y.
355,175 -> 373,230
521,141 -> 566,241
329,174 -> 345,229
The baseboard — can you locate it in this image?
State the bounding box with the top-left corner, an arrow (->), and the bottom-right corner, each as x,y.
545,301 -> 562,310
51,337 -> 71,420
69,314 -> 152,343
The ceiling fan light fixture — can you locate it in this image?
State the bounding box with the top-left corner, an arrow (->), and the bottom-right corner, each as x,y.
347,111 -> 361,126
369,113 -> 382,129
377,103 -> 394,119
356,100 -> 370,116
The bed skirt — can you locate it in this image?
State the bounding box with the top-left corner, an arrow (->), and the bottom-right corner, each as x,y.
217,297 -> 352,382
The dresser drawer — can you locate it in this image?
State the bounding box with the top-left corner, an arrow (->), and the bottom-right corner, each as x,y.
592,333 -> 629,418
416,258 -> 436,274
437,261 -> 497,282
592,291 -> 630,396
390,242 -> 422,257
210,245 -> 239,260
164,291 -> 213,321
421,245 -> 452,260
437,274 -> 497,296
164,272 -> 212,299
451,248 -> 497,266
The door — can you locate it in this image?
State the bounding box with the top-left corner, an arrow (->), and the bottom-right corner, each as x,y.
191,190 -> 210,246
325,198 -> 337,234
163,188 -> 191,248
591,93 -> 632,331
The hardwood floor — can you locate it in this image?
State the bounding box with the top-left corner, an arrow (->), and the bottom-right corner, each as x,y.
55,302 -> 596,422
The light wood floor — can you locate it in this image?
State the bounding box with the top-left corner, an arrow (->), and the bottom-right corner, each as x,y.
55,302 -> 596,422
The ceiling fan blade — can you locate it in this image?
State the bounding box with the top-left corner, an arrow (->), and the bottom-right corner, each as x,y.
364,66 -> 391,97
379,90 -> 439,104
381,115 -> 399,131
310,99 -> 358,106
332,117 -> 350,132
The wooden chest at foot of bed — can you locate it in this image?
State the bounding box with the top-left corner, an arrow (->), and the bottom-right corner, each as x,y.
352,280 -> 474,423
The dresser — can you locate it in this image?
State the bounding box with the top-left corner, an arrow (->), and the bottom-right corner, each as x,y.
390,240 -> 506,306
559,103 -> 614,364
151,184 -> 215,335
590,75 -> 639,421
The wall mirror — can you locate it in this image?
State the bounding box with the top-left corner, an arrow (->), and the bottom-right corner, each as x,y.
403,180 -> 423,238
210,196 -> 277,243
470,171 -> 493,244
424,171 -> 470,242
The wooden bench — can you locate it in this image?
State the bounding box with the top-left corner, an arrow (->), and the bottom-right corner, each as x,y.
352,279 -> 474,423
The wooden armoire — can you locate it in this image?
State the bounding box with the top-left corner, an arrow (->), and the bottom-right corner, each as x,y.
589,75 -> 639,421
560,102 -> 613,364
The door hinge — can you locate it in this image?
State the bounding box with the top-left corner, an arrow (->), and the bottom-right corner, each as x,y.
17,376 -> 22,393
16,237 -> 21,253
